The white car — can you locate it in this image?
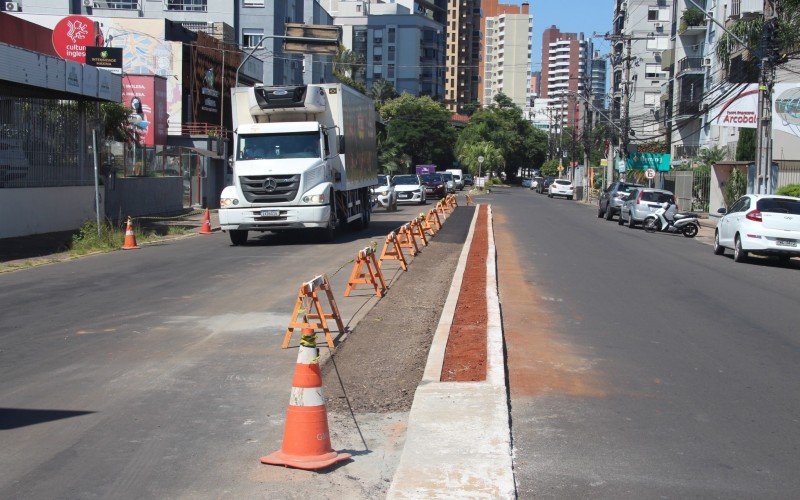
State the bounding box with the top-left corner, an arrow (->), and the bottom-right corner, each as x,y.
372,174 -> 398,211
548,179 -> 574,200
392,174 -> 427,205
714,194 -> 800,264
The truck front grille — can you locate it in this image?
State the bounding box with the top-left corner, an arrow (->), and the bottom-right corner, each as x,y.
239,174 -> 300,203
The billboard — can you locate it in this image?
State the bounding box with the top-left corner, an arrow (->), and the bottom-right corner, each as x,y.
709,83 -> 758,129
123,75 -> 168,146
51,16 -> 103,63
773,83 -> 800,138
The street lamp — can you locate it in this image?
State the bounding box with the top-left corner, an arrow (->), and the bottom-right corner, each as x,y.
477,155 -> 484,188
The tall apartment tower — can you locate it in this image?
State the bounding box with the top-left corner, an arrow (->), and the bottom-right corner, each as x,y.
610,0 -> 672,139
540,26 -> 590,128
445,0 -> 482,113
480,1 -> 533,108
591,51 -> 608,111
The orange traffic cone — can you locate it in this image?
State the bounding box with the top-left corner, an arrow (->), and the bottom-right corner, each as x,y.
199,208 -> 213,235
122,217 -> 139,250
261,328 -> 351,470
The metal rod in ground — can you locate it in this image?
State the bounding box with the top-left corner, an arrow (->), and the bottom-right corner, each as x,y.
327,347 -> 369,451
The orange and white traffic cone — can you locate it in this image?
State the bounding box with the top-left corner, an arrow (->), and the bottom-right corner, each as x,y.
261,328 -> 351,470
199,208 -> 213,235
122,217 -> 140,250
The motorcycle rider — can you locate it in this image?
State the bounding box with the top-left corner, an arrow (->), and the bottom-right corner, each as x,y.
662,200 -> 678,225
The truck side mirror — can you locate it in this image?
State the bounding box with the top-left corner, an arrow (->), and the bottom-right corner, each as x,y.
338,135 -> 345,154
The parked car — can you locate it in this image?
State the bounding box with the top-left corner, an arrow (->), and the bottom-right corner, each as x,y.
713,194 -> 800,264
372,174 -> 398,211
530,175 -> 545,191
462,173 -> 474,187
446,168 -> 464,190
392,174 -> 427,205
619,188 -> 676,228
521,178 -> 533,188
548,179 -> 574,199
420,173 -> 447,198
440,171 -> 456,194
598,181 -> 643,221
537,176 -> 555,194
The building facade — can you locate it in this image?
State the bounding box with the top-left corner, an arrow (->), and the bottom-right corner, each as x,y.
444,0 -> 481,113
334,1 -> 445,97
540,25 -> 590,129
479,1 -> 532,109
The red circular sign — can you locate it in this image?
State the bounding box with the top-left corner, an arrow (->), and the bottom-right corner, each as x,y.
52,16 -> 98,63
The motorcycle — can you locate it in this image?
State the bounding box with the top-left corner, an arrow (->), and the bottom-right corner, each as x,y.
643,202 -> 700,238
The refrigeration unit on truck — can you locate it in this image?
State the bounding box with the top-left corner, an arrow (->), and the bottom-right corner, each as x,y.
219,83 -> 378,245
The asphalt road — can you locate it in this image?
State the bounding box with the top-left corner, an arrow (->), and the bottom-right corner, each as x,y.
0,205 -> 435,499
493,187 -> 800,498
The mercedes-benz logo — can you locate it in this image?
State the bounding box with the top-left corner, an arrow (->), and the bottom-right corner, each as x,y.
263,177 -> 277,192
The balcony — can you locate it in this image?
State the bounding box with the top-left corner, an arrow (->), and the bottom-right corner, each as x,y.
676,99 -> 702,117
165,0 -> 207,11
679,7 -> 706,36
729,0 -> 762,20
676,57 -> 705,77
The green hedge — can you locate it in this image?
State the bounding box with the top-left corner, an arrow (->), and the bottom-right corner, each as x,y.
776,183 -> 800,197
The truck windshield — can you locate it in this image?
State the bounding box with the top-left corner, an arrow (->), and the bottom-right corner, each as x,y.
238,132 -> 320,160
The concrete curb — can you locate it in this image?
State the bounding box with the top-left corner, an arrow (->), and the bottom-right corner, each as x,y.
387,204 -> 516,499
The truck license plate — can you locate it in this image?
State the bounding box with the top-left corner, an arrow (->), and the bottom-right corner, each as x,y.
260,210 -> 280,217
776,238 -> 796,247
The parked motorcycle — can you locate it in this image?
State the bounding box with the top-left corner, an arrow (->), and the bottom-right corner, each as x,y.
643,202 -> 700,238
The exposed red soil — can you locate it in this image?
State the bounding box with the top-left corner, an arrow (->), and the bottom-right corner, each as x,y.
441,204 -> 488,382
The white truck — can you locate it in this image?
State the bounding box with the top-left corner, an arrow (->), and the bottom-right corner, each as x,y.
219,83 -> 377,244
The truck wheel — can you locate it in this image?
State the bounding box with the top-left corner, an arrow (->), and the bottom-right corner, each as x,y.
319,194 -> 338,242
229,230 -> 248,246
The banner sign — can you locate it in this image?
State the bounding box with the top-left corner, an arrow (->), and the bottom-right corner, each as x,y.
86,46 -> 123,74
709,83 -> 758,128
52,15 -> 103,63
626,152 -> 671,172
122,75 -> 168,146
773,83 -> 800,137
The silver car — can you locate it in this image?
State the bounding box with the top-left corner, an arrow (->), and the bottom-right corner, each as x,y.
619,188 -> 676,228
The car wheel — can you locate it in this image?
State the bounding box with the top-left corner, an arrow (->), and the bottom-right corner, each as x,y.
605,207 -> 614,221
548,193 -> 553,198
777,255 -> 791,266
229,230 -> 248,246
733,235 -> 748,263
682,224 -> 698,238
597,205 -> 605,218
628,216 -> 636,229
618,212 -> 625,225
568,195 -> 574,200
713,231 -> 725,255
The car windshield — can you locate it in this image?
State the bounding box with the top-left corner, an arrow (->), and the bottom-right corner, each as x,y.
757,197 -> 800,214
420,174 -> 443,183
441,173 -> 453,180
555,180 -> 571,185
238,132 -> 320,160
393,175 -> 419,185
377,175 -> 388,185
641,191 -> 674,203
618,183 -> 641,192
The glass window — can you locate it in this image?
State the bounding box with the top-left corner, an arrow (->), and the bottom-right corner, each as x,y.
388,28 -> 396,44
644,92 -> 659,107
238,132 -> 320,160
648,8 -> 658,20
166,0 -> 207,11
242,29 -> 263,48
757,197 -> 800,214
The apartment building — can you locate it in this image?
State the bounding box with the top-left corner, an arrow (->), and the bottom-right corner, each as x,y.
445,0 -> 481,113
590,51 -> 608,111
610,0 -> 672,142
540,25 -> 590,129
480,1 -> 532,109
334,1 -> 445,97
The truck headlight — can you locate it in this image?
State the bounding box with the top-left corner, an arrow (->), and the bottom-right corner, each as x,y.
220,197 -> 239,207
302,193 -> 327,204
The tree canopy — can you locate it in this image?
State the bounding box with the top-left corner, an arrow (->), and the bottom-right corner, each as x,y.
378,94 -> 456,172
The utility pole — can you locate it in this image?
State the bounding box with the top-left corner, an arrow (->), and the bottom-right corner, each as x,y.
583,73 -> 592,201
620,37 -> 633,183
756,0 -> 778,194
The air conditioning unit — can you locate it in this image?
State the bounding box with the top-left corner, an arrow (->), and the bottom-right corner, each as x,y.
654,22 -> 664,28
5,1 -> 21,11
82,0 -> 93,6
703,57 -> 712,67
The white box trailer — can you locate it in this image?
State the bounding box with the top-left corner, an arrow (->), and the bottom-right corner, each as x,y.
220,83 -> 378,244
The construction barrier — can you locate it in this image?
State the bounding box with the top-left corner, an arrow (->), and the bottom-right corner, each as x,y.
199,208 -> 213,235
397,223 -> 420,257
344,246 -> 387,297
465,192 -> 474,205
421,211 -> 438,237
436,200 -> 449,219
122,217 -> 140,250
261,328 -> 351,470
282,275 -> 345,349
427,209 -> 442,233
378,231 -> 408,271
410,216 -> 429,247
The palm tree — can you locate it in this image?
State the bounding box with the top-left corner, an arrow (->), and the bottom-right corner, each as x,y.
333,45 -> 363,80
370,79 -> 398,106
457,141 -> 503,177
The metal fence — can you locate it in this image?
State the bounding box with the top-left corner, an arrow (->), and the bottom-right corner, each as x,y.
664,169 -> 711,212
0,97 -> 93,189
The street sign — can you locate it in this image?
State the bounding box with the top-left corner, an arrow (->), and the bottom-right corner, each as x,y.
645,168 -> 656,179
558,165 -> 564,172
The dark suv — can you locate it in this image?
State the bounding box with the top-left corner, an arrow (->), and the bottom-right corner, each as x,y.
598,181 -> 643,221
537,176 -> 555,194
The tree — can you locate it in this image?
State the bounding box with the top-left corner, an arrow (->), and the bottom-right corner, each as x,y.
379,94 -> 456,170
456,105 -> 547,180
378,142 -> 410,174
370,79 -> 398,109
457,141 -> 503,176
332,45 -> 367,94
724,167 -> 747,208
100,102 -> 136,144
492,92 -> 516,109
540,159 -> 560,177
461,101 -> 480,116
735,127 -> 756,161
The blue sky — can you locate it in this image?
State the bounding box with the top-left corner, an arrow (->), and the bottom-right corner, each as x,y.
528,0 -> 616,70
